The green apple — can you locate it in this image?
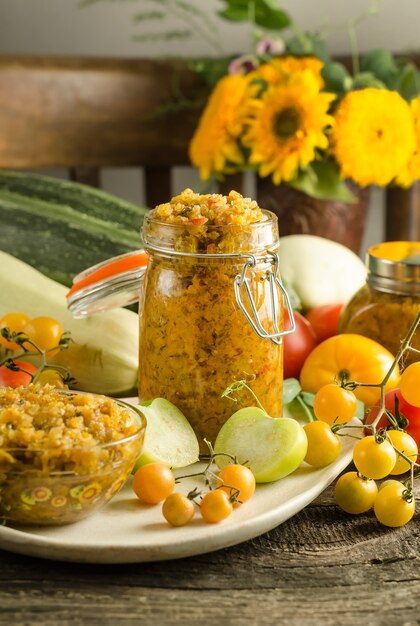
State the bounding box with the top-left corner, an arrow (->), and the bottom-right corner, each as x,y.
214,407 -> 308,483
133,398 -> 199,472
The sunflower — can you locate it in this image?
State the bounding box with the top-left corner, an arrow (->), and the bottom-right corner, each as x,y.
331,88 -> 415,187
252,55 -> 324,89
189,74 -> 250,180
396,96 -> 420,187
243,70 -> 335,184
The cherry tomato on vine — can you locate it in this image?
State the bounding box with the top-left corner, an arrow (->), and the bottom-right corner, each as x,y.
0,360 -> 38,388
386,430 -> 418,475
132,463 -> 175,504
216,464 -> 256,506
353,435 -> 396,480
300,334 -> 400,407
364,388 -> 420,460
334,471 -> 378,514
399,362 -> 420,408
283,310 -> 317,379
305,304 -> 344,343
0,312 -> 30,350
313,383 -> 358,426
303,420 -> 341,467
379,479 -> 404,491
33,369 -> 68,389
200,489 -> 233,523
23,317 -> 64,355
162,492 -> 195,527
374,482 -> 415,527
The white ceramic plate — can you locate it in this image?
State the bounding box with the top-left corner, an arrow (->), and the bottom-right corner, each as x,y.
0,421 -> 359,564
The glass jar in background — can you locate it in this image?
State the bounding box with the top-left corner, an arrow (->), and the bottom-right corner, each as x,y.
139,209 -> 292,448
339,241 -> 420,362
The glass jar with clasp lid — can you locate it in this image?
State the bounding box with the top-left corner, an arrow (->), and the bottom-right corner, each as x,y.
67,189 -> 294,449
339,241 -> 420,363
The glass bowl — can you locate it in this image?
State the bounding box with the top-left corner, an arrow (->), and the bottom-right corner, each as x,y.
0,391 -> 146,526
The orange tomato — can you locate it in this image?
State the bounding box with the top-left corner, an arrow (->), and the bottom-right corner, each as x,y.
299,333 -> 400,408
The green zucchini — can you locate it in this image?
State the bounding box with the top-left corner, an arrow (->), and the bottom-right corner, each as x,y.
0,251 -> 138,396
0,171 -> 149,286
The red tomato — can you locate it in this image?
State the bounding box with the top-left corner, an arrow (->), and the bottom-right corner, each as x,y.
0,360 -> 38,388
283,310 -> 317,379
305,304 -> 344,343
365,388 -> 420,460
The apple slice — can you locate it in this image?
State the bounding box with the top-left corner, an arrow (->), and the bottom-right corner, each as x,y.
214,407 -> 308,483
133,398 -> 200,471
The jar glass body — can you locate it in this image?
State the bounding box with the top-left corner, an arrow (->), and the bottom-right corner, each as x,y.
339,284 -> 420,363
138,213 -> 283,447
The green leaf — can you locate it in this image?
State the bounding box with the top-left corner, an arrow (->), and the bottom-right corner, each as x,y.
189,57 -> 232,87
283,378 -> 302,405
352,71 -> 387,89
281,278 -> 302,311
392,63 -> 420,100
300,391 -> 315,408
289,161 -> 356,203
360,49 -> 399,87
218,0 -> 291,31
132,11 -> 165,22
355,399 -> 365,421
285,394 -> 315,422
286,32 -> 330,62
321,62 -> 352,94
132,30 -> 192,42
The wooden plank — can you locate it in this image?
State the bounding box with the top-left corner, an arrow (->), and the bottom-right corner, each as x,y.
70,167 -> 101,188
144,166 -> 172,208
385,182 -> 420,240
0,481 -> 419,626
0,55 -> 205,170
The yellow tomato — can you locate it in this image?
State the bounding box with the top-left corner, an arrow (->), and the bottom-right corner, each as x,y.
299,334 -> 400,408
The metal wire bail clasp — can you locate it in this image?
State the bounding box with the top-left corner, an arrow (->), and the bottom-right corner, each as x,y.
234,252 -> 296,345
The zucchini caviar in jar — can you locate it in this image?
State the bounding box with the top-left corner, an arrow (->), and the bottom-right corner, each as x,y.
138,188 -> 289,449
339,241 -> 420,362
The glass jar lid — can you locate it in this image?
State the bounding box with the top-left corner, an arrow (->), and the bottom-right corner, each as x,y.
66,250 -> 148,318
367,241 -> 420,294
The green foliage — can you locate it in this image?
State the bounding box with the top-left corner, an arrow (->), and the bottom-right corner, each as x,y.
289,161 -> 356,203
286,32 -> 330,63
189,58 -> 232,88
218,0 -> 290,31
321,62 -> 352,94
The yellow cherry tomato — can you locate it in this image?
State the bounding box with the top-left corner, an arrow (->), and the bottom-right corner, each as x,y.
386,430 -> 418,475
33,369 -> 68,389
300,334 -> 400,408
0,312 -> 30,350
399,362 -> 420,408
132,463 -> 175,504
216,464 -> 256,506
23,317 -> 64,355
374,482 -> 415,527
200,490 -> 233,523
353,435 -> 397,480
303,421 -> 342,467
334,471 -> 378,514
162,493 -> 195,527
379,479 -> 405,491
313,383 -> 358,425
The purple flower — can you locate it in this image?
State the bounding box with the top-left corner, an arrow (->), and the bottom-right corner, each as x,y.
228,55 -> 258,75
256,37 -> 285,56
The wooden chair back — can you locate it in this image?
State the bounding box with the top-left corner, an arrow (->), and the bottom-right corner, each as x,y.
0,55 -> 204,207
0,53 -> 419,241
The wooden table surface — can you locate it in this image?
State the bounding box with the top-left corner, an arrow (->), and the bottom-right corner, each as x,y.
1,477 -> 419,626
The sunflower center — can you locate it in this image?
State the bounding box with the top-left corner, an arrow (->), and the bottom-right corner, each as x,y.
272,107 -> 301,139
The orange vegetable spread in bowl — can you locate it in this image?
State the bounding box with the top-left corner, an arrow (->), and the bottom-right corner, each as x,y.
138,189 -> 284,449
0,384 -> 145,525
